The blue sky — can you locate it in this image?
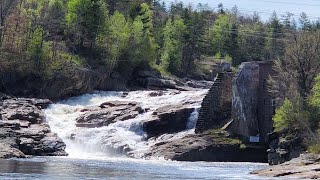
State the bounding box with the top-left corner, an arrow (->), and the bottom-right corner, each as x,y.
163,0 -> 320,21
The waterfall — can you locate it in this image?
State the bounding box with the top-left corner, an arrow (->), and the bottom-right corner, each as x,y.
44,90 -> 207,159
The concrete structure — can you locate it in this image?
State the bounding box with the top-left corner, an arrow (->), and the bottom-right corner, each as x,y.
196,61 -> 276,143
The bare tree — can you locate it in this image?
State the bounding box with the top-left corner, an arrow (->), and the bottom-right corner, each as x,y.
0,0 -> 17,45
271,30 -> 320,101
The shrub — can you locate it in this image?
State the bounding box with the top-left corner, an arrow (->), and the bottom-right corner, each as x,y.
273,99 -> 310,132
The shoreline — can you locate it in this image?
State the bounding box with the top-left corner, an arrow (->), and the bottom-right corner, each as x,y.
251,153 -> 320,179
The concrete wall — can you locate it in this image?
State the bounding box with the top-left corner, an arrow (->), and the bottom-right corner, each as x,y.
228,61 -> 275,142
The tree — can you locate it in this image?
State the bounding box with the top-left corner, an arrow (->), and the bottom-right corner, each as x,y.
125,4 -> 157,65
210,14 -> 232,56
299,12 -> 312,31
237,23 -> 266,62
265,12 -> 285,60
0,0 -> 17,45
66,0 -> 108,50
97,11 -> 130,72
161,17 -> 186,74
274,31 -> 320,100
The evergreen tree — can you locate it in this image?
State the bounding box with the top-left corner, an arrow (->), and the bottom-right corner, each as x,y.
66,0 -> 108,50
265,12 -> 285,60
161,17 -> 186,74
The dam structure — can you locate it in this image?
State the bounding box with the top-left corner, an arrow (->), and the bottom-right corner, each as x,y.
196,61 -> 276,143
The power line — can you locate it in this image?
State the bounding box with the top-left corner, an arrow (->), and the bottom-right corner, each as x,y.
161,1 -> 320,20
248,0 -> 320,7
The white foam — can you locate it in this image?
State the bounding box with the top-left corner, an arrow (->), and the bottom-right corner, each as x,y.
44,90 -> 207,159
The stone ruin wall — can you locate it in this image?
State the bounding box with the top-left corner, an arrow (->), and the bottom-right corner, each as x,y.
196,61 -> 275,143
195,71 -> 234,133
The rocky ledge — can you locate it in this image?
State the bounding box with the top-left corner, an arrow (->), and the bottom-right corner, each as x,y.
144,130 -> 267,162
76,101 -> 144,128
252,154 -> 320,179
0,97 -> 67,158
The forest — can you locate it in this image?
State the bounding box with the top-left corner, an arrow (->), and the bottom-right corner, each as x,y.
1,0 -> 320,149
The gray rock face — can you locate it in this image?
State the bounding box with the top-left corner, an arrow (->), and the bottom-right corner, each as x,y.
229,62 -> 260,138
43,66 -> 102,100
76,101 -> 144,128
0,98 -> 67,158
143,105 -> 195,138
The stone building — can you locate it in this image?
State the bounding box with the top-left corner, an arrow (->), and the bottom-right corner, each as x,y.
196,61 -> 276,143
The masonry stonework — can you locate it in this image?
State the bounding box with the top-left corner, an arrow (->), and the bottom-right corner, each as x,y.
195,71 -> 233,133
196,61 -> 276,143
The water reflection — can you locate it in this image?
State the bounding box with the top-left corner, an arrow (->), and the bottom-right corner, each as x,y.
0,157 -> 270,180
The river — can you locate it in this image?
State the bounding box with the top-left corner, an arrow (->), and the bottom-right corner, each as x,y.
0,90 -> 272,179
0,157 -> 268,179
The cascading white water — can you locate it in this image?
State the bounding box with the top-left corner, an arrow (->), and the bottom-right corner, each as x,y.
44,90 -> 207,159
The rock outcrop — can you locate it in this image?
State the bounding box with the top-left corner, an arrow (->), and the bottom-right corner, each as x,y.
76,101 -> 144,128
0,98 -> 67,158
267,129 -> 305,165
252,154 -> 320,179
144,130 -> 267,162
143,105 -> 195,138
134,70 -> 177,89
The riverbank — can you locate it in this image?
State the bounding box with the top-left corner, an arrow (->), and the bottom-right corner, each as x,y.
251,153 -> 320,179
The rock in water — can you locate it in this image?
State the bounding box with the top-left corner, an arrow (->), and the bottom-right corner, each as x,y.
76,101 -> 143,128
0,98 -> 67,158
143,105 -> 195,138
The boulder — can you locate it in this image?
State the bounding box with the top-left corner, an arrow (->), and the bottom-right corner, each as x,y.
0,138 -> 25,159
76,101 -> 143,128
143,105 -> 195,138
266,129 -> 305,165
0,99 -> 46,124
0,98 -> 67,158
143,77 -> 177,89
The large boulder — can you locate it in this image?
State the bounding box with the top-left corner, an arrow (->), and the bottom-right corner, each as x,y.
143,105 -> 195,138
76,101 -> 144,128
0,98 -> 67,158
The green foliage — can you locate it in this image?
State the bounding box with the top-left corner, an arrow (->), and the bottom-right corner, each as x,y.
127,3 -> 157,65
265,12 -> 285,60
273,99 -> 310,132
97,11 -> 130,70
310,75 -> 320,109
308,144 -> 320,154
66,0 -> 108,47
161,17 -> 186,74
27,26 -> 51,68
211,14 -> 232,55
237,23 -> 266,62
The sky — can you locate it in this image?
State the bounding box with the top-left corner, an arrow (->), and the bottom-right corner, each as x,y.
163,0 -> 320,21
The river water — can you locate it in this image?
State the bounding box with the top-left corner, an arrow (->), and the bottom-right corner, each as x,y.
0,90 -> 272,179
0,157 -> 268,179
